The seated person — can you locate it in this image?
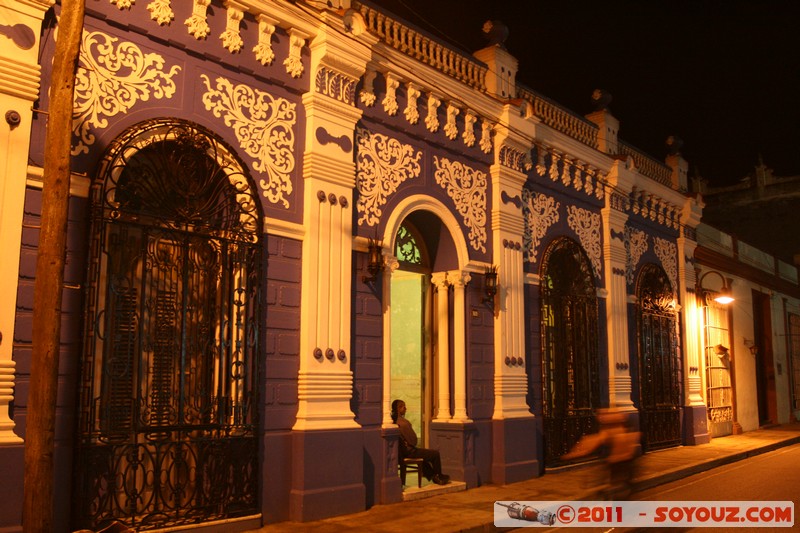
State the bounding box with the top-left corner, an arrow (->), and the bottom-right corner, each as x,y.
391,399 -> 450,485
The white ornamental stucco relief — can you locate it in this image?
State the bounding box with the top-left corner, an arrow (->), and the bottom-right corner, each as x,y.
201,74 -> 297,208
71,29 -> 180,155
567,205 -> 602,278
522,188 -> 560,263
653,237 -> 678,291
147,0 -> 174,25
433,156 -> 487,253
625,226 -> 649,285
355,128 -> 422,226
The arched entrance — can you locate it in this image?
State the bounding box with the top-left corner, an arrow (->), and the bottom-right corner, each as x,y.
539,237 -> 600,467
636,263 -> 681,451
73,120 -> 262,530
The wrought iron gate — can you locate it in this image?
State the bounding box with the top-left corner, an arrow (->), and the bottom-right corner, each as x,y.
74,121 -> 261,530
540,238 -> 600,466
636,264 -> 681,451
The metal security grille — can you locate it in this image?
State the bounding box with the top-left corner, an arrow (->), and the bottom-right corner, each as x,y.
74,121 -> 261,531
636,264 -> 681,451
540,238 -> 600,467
702,296 -> 733,437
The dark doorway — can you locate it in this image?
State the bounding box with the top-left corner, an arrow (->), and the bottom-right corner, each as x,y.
752,290 -> 777,425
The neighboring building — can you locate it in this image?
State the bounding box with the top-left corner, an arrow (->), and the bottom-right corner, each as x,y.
694,223 -> 800,434
694,159 -> 800,266
0,1 -> 796,531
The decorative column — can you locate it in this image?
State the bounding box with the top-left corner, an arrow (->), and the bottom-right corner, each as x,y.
379,251 -> 402,503
678,198 -> 710,444
450,270 -> 471,422
602,166 -> 635,412
487,104 -> 538,484
431,272 -> 451,421
289,15 -> 375,522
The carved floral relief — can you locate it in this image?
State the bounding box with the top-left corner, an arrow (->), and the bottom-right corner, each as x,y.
355,128 -> 422,226
653,237 -> 678,291
433,156 -> 487,252
625,226 -> 649,285
522,188 -> 560,263
567,205 -> 602,278
201,75 -> 297,208
71,28 -> 180,155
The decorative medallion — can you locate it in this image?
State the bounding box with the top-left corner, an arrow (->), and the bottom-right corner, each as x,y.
71,28 -> 180,155
201,74 -> 297,208
521,188 -> 560,263
433,156 -> 487,252
355,127 -> 422,226
567,205 -> 602,278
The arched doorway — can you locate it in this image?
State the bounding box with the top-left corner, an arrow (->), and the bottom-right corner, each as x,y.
539,237 -> 600,467
636,263 -> 681,451
73,120 -> 262,530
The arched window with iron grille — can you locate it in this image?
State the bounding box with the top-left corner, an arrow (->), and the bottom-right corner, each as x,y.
539,237 -> 600,466
73,120 -> 262,530
635,263 -> 681,451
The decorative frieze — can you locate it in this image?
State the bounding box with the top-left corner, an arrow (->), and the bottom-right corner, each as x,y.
433,156 -> 487,252
533,143 -> 608,202
521,188 -> 560,263
315,67 -> 357,105
498,145 -> 531,173
567,205 -> 602,278
71,28 -> 180,155
201,74 -> 297,208
355,127 -> 422,226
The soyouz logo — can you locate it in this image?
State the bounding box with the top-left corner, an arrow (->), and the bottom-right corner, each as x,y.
494,501 -> 795,528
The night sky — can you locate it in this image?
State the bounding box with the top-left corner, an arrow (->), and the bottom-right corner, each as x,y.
368,0 -> 800,187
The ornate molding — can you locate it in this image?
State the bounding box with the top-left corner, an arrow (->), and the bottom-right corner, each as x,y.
147,0 -> 174,25
111,0 -> 134,9
522,188 -> 560,263
462,109 -> 476,147
71,28 -> 180,155
359,68 -> 377,106
185,0 -> 211,39
253,14 -> 278,65
479,120 -> 493,153
425,93 -> 440,132
404,82 -> 421,124
355,127 -> 422,226
433,156 -> 488,252
220,1 -> 244,53
284,28 -> 307,78
382,72 -> 400,115
444,102 -> 460,140
499,145 -> 531,173
201,74 -> 297,208
567,205 -> 602,278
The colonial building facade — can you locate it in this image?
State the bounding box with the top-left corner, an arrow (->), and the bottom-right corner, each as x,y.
0,1 -> 797,531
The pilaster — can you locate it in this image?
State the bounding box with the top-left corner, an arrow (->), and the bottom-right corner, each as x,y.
602,162 -> 634,410
0,0 -> 52,447
679,197 -> 710,444
487,103 -> 538,484
431,272 -> 451,422
449,270 -> 471,422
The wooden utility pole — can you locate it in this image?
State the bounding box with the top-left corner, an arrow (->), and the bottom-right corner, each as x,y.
22,1 -> 84,531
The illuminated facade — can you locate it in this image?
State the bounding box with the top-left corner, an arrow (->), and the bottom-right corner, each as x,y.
0,1 -> 796,530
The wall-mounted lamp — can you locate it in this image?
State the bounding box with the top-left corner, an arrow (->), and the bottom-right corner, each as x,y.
483,265 -> 498,304
743,338 -> 759,356
695,268 -> 734,305
362,238 -> 384,283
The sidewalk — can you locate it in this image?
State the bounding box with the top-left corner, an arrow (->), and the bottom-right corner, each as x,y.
251,423 -> 800,532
